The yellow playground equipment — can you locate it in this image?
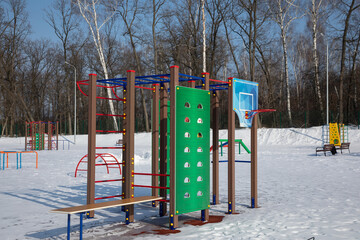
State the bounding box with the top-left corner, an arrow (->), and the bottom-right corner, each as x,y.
329,123 -> 348,146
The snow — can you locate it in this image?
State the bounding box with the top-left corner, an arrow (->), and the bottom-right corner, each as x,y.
0,127 -> 359,239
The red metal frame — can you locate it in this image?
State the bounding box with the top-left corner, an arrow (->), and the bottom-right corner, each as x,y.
245,109 -> 276,119
209,78 -> 231,84
75,153 -> 122,177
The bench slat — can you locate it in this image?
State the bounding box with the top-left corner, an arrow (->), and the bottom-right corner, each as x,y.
51,196 -> 162,214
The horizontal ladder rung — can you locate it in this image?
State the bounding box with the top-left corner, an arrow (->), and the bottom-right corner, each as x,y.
96,96 -> 125,101
95,179 -> 124,183
94,194 -> 124,200
96,113 -> 125,117
96,130 -> 125,133
95,147 -> 125,149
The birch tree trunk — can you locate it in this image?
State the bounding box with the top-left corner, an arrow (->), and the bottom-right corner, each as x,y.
311,0 -> 325,123
268,0 -> 304,126
76,0 -> 119,131
280,27 -> 292,126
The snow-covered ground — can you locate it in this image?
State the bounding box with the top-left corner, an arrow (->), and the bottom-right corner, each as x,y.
0,127 -> 359,240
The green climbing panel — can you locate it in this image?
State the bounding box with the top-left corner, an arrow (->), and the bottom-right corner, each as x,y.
35,133 -> 40,150
175,86 -> 210,215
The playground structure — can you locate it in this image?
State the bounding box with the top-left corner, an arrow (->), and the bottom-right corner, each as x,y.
25,121 -> 59,151
0,151 -> 38,170
52,66 -> 274,239
322,123 -> 349,145
75,153 -> 123,201
210,139 -> 251,156
320,123 -> 350,155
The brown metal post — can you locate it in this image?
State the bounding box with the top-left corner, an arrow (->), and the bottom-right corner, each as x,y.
202,72 -> 210,91
251,114 -> 258,208
87,73 -> 97,218
212,91 -> 220,205
25,122 -> 28,151
188,80 -> 195,88
56,122 -> 59,150
169,65 -> 179,229
48,121 -> 51,150
152,84 -> 160,207
159,82 -> 168,216
125,70 -> 135,223
31,123 -> 34,150
201,72 -> 210,221
122,85 -> 127,202
228,78 -> 235,214
39,123 -> 43,150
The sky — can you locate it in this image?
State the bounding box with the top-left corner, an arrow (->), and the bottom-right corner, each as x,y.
26,0 -> 56,40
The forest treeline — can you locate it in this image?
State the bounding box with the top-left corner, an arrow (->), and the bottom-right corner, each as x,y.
0,0 -> 359,136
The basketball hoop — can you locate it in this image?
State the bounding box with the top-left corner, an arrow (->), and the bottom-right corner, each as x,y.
245,109 -> 276,119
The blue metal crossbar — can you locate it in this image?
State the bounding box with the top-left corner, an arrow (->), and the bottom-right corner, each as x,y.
215,160 -> 251,163
99,80 -> 126,87
135,74 -> 170,79
94,72 -> 228,91
179,73 -> 204,80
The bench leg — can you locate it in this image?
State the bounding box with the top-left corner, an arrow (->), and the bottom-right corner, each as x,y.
79,213 -> 83,240
67,214 -> 71,240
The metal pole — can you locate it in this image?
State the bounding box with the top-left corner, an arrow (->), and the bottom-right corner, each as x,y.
326,40 -> 329,126
65,61 -> 77,144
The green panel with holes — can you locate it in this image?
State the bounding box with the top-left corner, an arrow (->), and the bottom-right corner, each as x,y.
175,86 -> 210,215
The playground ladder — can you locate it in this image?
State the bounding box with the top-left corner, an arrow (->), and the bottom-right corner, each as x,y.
77,77 -> 126,203
322,124 -> 329,145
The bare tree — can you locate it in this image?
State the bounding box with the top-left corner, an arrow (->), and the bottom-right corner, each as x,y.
0,0 -> 33,136
114,0 -> 150,132
46,0 -> 81,135
336,0 -> 360,123
152,0 -> 166,74
217,0 -> 241,76
75,0 -> 119,131
267,0 -> 304,126
306,0 -> 326,123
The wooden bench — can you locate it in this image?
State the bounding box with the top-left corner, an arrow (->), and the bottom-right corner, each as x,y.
51,196 -> 162,240
315,144 -> 335,156
336,142 -> 350,154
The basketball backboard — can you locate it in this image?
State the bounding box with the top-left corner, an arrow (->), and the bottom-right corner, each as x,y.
232,78 -> 258,127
